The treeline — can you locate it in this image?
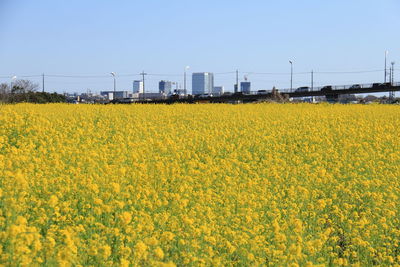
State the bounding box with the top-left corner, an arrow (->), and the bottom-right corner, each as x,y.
1,91 -> 66,103
0,79 -> 66,103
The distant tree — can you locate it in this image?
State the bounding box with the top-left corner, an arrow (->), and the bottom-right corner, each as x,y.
364,95 -> 378,102
0,79 -> 66,103
0,83 -> 10,102
339,94 -> 357,103
11,79 -> 39,94
0,83 -> 9,92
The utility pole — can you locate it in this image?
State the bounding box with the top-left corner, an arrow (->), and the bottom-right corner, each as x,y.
390,61 -> 395,100
384,50 -> 388,83
289,60 -> 293,92
235,69 -> 239,93
389,65 -> 392,84
140,71 -> 147,100
184,66 -> 190,96
311,70 -> 314,91
391,62 -> 395,84
42,73 -> 45,93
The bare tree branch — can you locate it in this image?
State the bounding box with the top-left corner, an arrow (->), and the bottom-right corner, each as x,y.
12,79 -> 39,93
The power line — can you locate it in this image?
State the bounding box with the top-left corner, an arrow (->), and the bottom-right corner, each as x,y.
244,71 -> 310,75
315,69 -> 383,74
46,74 -> 115,78
0,74 -> 42,78
214,71 -> 237,75
41,73 -> 141,78
244,72 -> 292,75
145,73 -> 181,77
244,69 -> 384,75
118,73 -> 147,77
0,68 -> 393,80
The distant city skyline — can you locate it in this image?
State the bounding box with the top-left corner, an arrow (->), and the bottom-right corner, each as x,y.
0,1 -> 399,95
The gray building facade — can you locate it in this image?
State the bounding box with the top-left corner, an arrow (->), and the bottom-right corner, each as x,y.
100,91 -> 129,100
192,72 -> 214,95
212,86 -> 224,96
159,80 -> 172,94
240,82 -> 251,94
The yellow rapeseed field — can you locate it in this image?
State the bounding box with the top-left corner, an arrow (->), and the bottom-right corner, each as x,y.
0,103 -> 399,266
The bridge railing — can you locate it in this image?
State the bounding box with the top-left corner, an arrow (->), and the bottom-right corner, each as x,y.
191,82 -> 400,97
252,82 -> 399,95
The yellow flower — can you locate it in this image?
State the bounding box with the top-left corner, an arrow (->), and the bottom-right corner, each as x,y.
120,258 -> 130,267
111,182 -> 120,193
103,245 -> 112,259
154,247 -> 164,259
49,195 -> 58,207
134,241 -> 148,258
247,253 -> 255,261
0,103 -> 399,266
120,211 -> 132,225
161,232 -> 175,242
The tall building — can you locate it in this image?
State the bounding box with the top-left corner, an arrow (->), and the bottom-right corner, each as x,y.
212,86 -> 224,96
159,80 -> 172,94
240,81 -> 251,94
133,80 -> 144,94
192,72 -> 214,95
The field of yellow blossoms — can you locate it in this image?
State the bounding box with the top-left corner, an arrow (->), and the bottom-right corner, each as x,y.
0,103 -> 400,266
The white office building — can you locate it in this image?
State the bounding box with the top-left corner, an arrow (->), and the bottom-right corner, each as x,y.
133,80 -> 144,94
192,72 -> 214,95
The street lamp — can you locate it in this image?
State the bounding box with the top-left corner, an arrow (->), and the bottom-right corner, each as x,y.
184,66 -> 190,96
289,60 -> 293,92
110,72 -> 116,101
10,75 -> 17,92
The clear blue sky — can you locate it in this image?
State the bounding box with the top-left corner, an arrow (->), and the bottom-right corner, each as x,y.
0,0 -> 399,94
